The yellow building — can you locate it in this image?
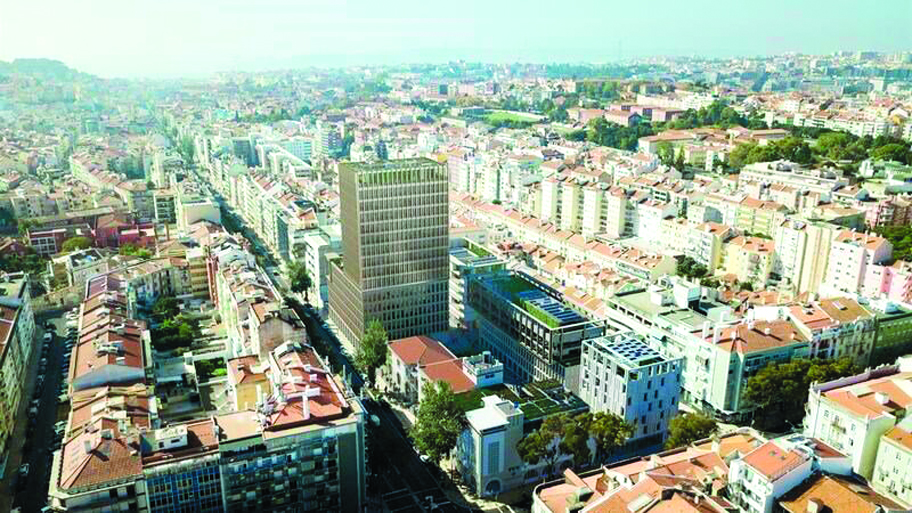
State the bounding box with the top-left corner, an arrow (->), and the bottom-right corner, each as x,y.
721,236 -> 776,287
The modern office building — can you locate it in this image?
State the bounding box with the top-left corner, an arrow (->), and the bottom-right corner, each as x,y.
578,332 -> 682,449
448,241 -> 505,329
328,158 -> 449,345
467,270 -> 606,391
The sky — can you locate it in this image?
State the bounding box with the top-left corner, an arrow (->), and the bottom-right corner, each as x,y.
1,0 -> 910,78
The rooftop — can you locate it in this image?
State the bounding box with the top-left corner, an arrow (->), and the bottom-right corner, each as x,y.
779,473 -> 906,513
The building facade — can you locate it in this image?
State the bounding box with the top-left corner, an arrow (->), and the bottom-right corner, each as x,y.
328,158 -> 449,345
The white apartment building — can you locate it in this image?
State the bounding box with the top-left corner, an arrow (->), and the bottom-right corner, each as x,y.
821,230 -> 892,297
728,440 -> 814,513
579,332 -> 682,448
803,362 -> 912,480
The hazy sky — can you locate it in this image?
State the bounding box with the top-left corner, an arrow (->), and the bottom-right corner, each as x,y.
1,0 -> 909,78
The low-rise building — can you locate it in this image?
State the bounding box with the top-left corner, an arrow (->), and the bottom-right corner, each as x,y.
803,361 -> 912,480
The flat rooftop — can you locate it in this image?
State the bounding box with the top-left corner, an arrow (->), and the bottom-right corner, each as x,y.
601,334 -> 666,368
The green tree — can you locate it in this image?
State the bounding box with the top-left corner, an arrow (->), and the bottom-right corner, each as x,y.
287,261 -> 314,302
588,412 -> 633,462
119,243 -> 152,259
152,296 -> 181,320
354,320 -> 389,385
665,413 -> 717,449
61,236 -> 92,253
745,358 -> 861,430
410,381 -> 464,465
517,415 -> 566,477
656,142 -> 675,167
871,143 -> 911,165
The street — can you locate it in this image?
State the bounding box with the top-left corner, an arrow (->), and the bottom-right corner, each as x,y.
5,310 -> 68,513
364,398 -> 474,513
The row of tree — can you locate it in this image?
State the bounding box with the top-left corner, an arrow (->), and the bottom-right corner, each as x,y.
744,357 -> 860,430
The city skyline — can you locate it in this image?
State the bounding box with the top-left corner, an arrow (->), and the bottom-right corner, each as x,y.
0,0 -> 909,78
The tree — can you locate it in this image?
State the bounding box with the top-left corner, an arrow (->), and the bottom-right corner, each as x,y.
410,381 -> 464,465
745,358 -> 861,430
152,296 -> 180,321
61,236 -> 92,253
355,320 -> 389,385
287,261 -> 313,302
119,243 -> 152,260
517,415 -> 567,477
871,143 -> 911,165
665,413 -> 717,449
588,412 -> 633,462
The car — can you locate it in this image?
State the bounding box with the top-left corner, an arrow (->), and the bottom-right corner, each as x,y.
18,463 -> 29,477
43,332 -> 53,343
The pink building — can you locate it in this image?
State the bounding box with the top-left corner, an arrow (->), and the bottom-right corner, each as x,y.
864,197 -> 912,229
864,260 -> 912,302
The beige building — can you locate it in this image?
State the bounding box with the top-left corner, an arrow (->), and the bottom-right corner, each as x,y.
0,272 -> 35,476
721,236 -> 776,287
329,158 -> 449,346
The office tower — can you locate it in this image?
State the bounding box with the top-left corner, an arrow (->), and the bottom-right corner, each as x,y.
328,158 -> 449,346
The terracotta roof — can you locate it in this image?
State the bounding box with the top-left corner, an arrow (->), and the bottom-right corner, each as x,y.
741,440 -> 809,482
703,320 -> 807,354
779,474 -> 906,513
419,359 -> 475,394
389,336 -> 455,367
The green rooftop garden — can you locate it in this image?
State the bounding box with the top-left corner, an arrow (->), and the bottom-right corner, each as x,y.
455,383 -> 521,413
523,300 -> 561,329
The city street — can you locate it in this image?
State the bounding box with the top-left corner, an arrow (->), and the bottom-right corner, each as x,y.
364,398 -> 475,513
3,310 -> 69,513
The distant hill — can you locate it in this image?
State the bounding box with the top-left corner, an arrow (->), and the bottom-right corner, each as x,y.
0,58 -> 92,79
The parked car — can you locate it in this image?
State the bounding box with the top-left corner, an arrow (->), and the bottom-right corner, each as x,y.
42,332 -> 53,343
18,463 -> 29,477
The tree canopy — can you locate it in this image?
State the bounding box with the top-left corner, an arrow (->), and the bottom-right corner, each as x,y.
61,236 -> 92,253
874,225 -> 912,262
677,256 -> 709,281
586,118 -> 655,151
665,412 -> 718,449
745,358 -> 861,430
354,320 -> 389,386
410,381 -> 464,465
517,411 -> 633,475
287,261 -> 314,301
119,243 -> 152,260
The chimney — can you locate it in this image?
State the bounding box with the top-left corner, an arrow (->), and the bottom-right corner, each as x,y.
84,439 -> 93,454
764,327 -> 772,336
875,392 -> 890,405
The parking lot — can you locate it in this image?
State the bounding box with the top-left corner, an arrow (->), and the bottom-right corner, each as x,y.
7,309 -> 76,513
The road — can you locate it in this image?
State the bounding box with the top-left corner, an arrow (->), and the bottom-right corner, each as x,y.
364,398 -> 474,513
9,310 -> 68,513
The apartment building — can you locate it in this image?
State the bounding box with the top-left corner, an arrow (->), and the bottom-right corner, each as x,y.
728,439 -> 814,513
774,218 -> 840,295
0,272 -> 35,477
467,270 -> 606,390
578,332 -> 682,449
328,158 -> 449,346
803,362 -> 912,480
740,161 -> 849,197
721,236 -> 776,287
787,297 -> 876,365
821,230 -> 892,297
686,222 -> 736,272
